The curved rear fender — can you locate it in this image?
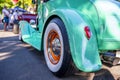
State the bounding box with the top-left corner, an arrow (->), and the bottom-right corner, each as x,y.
47,9 -> 102,72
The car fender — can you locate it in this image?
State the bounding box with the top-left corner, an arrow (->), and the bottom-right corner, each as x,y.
45,9 -> 102,72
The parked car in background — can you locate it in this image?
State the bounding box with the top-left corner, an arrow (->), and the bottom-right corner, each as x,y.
18,13 -> 37,23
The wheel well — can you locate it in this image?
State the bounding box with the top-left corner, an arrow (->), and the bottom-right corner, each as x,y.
41,15 -> 62,50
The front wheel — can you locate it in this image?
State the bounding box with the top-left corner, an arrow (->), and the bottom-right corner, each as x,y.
44,18 -> 72,77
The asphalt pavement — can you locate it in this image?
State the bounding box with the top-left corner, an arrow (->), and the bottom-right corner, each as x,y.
0,23 -> 86,80
0,23 -> 120,80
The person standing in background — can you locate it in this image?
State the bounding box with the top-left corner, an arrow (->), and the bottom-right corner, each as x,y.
9,9 -> 14,30
2,6 -> 9,31
12,9 -> 19,24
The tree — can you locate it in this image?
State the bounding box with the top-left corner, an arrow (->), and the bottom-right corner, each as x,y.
0,0 -> 32,14
18,0 -> 32,9
0,0 -> 13,13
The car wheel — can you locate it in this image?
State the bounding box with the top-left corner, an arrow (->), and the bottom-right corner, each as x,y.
44,18 -> 72,77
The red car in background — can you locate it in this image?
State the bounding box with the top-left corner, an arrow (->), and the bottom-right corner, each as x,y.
18,14 -> 37,23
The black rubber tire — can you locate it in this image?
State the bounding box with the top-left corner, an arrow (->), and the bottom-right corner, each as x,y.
44,18 -> 72,77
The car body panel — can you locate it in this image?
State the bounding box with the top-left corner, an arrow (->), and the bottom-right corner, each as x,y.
19,0 -> 120,72
92,0 -> 120,50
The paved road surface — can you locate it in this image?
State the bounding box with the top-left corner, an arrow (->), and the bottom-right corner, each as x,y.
0,23 -> 120,80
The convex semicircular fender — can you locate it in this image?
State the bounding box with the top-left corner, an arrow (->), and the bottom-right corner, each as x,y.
46,9 -> 102,72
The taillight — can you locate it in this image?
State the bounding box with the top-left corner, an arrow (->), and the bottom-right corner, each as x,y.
84,26 -> 91,40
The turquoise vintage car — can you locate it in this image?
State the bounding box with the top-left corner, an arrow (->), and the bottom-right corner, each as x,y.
19,0 -> 120,77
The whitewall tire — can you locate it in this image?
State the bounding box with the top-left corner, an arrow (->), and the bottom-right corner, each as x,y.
44,18 -> 72,77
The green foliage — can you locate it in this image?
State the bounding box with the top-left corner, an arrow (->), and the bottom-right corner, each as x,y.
18,0 -> 32,9
0,0 -> 13,13
0,0 -> 32,14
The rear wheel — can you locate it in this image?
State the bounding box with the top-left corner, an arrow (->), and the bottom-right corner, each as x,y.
44,18 -> 72,77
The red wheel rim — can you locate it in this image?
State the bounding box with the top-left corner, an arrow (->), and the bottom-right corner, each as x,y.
47,30 -> 61,65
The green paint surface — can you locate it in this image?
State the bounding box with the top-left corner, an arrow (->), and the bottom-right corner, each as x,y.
19,0 -> 120,72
